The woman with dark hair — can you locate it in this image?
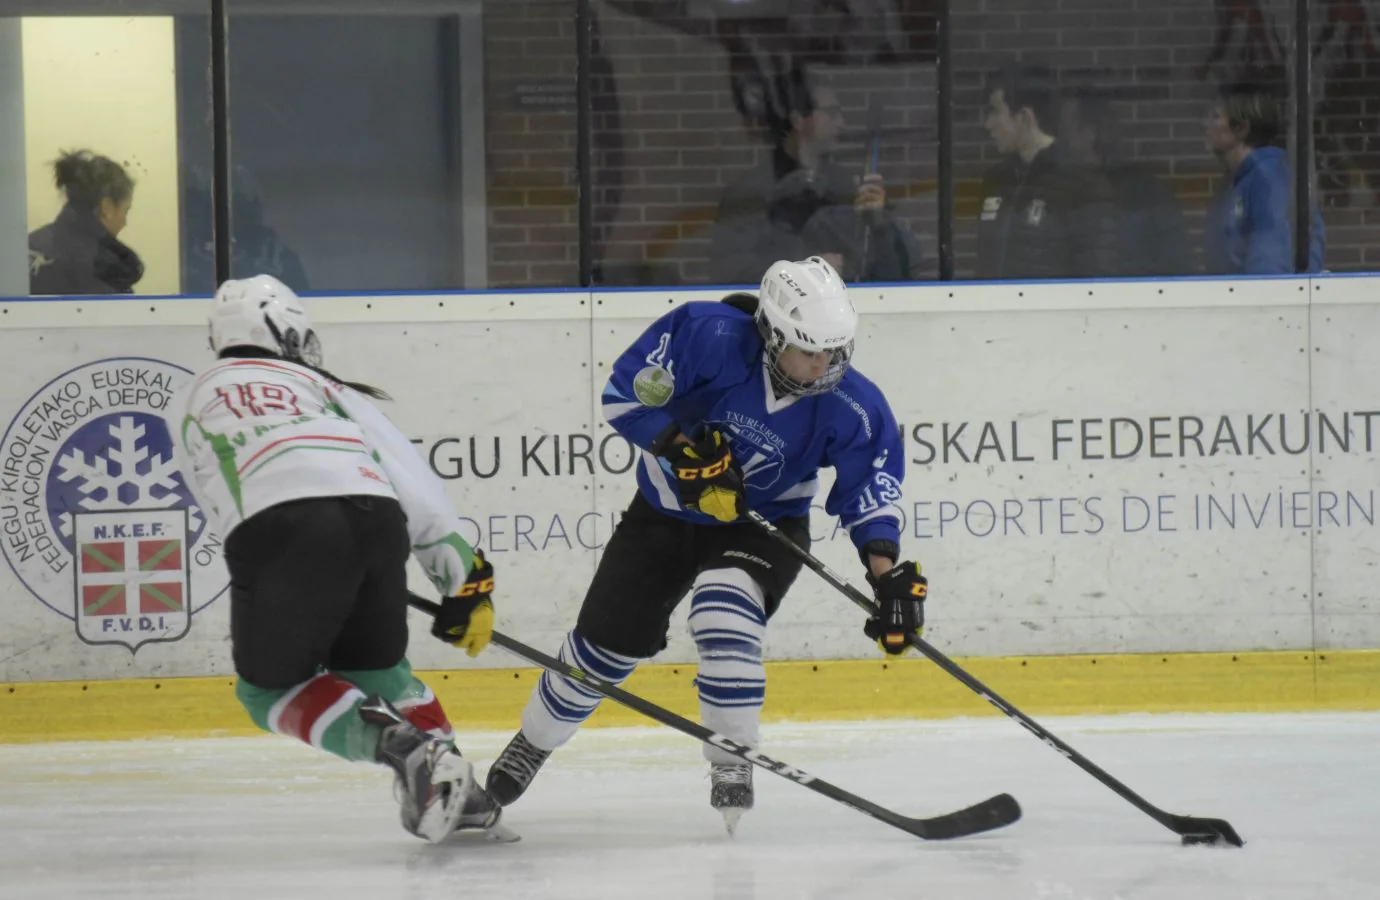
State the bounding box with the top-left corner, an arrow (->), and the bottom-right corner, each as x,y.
28,149 -> 144,295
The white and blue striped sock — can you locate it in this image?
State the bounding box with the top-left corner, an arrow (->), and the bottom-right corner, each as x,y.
520,629 -> 640,751
689,567 -> 768,765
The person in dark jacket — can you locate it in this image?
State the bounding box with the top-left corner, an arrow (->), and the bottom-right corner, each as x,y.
182,165 -> 311,294
1204,84 -> 1325,274
975,64 -> 1116,280
1060,87 -> 1192,277
29,150 -> 144,295
710,67 -> 921,284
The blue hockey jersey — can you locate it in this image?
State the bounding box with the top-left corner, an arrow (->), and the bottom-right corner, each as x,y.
600,300 -> 904,554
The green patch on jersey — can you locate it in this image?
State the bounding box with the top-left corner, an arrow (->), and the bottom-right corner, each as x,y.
633,365 -> 674,407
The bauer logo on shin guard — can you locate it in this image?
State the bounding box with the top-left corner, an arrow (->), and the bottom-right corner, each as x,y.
0,357 -> 228,652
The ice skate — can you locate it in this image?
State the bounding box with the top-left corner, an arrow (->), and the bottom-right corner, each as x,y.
485,730 -> 552,807
361,696 -> 474,843
710,763 -> 754,835
453,781 -> 521,843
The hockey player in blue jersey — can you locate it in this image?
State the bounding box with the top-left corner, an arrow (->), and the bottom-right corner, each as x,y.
484,257 -> 927,833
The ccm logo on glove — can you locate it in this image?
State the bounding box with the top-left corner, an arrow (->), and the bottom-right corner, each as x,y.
661,431 -> 745,524
432,548 -> 495,657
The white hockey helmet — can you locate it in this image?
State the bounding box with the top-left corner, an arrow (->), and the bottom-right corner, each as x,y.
755,256 -> 857,396
208,274 -> 322,366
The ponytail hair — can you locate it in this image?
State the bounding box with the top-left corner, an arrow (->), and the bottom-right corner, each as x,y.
303,362 -> 392,401
216,346 -> 391,401
53,149 -> 134,211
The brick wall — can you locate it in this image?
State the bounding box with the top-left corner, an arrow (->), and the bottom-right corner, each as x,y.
482,0 -> 1380,287
482,1 -> 579,288
1312,0 -> 1380,270
588,3 -> 939,286
587,4 -> 755,287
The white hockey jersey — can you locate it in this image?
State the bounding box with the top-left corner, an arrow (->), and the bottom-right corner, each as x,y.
169,357 -> 476,595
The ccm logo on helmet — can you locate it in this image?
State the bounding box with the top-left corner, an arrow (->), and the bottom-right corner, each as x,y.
777,273 -> 808,297
792,328 -> 849,348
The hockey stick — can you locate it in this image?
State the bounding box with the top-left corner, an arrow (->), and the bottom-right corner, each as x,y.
747,510 -> 1245,849
407,593 -> 1020,841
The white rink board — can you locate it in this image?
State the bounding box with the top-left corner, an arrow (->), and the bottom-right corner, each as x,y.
0,276 -> 1376,682
1306,286 -> 1380,651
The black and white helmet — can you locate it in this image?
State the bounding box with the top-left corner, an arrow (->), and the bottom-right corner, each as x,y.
755,256 -> 857,396
208,274 -> 322,366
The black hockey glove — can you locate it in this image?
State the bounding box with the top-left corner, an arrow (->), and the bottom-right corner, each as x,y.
863,561 -> 927,655
661,430 -> 745,524
431,549 -> 495,657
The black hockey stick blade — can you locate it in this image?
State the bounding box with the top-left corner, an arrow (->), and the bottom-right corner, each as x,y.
409,593 -> 1020,841
746,510 -> 1245,848
900,792 -> 1022,841
1172,815 -> 1245,848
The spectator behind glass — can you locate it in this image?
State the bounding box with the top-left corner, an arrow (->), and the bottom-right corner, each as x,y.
181,165 -> 310,294
709,67 -> 921,284
976,64 -> 1116,280
1060,87 -> 1191,276
1204,84 -> 1325,274
29,150 -> 144,295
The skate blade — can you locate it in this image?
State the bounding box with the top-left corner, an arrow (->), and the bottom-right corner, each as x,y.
454,808 -> 518,843
450,820 -> 521,843
485,822 -> 522,843
720,808 -> 744,837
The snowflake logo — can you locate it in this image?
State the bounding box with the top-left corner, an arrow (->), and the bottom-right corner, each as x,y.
2,356 -> 227,627
54,415 -> 202,539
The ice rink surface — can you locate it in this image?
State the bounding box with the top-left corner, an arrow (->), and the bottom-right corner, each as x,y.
2,711 -> 1376,900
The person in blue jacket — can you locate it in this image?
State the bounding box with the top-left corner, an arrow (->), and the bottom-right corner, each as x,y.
483,257 -> 927,833
1205,84 -> 1326,274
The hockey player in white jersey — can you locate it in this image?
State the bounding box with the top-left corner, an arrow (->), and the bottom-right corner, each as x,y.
169,274 -> 506,843
484,257 -> 927,834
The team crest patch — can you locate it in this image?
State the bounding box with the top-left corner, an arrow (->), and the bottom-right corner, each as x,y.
716,413 -> 786,491
0,357 -> 228,652
633,365 -> 675,407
